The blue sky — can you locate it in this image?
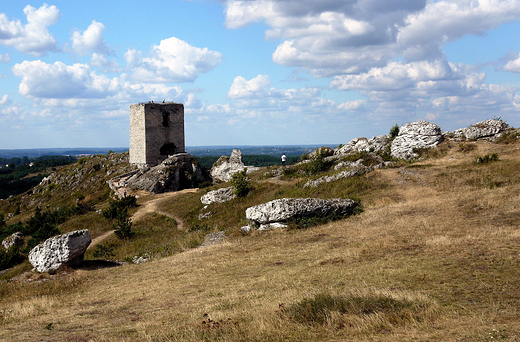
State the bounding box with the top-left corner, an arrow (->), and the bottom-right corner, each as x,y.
0,0 -> 519,149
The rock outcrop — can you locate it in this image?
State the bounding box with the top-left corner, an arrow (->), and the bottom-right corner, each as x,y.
391,121 -> 443,159
2,232 -> 23,250
245,198 -> 359,226
201,187 -> 236,205
118,153 -> 211,194
28,229 -> 91,273
446,119 -> 511,141
335,135 -> 389,156
304,168 -> 369,188
210,149 -> 260,183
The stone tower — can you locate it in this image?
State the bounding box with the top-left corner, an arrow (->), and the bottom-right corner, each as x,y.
129,102 -> 185,166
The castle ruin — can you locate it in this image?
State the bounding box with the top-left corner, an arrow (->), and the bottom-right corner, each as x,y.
129,102 -> 185,166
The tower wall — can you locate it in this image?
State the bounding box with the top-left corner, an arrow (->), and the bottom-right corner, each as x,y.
129,102 -> 185,166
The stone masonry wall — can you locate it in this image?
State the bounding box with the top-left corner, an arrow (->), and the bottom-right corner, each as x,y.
129,102 -> 185,166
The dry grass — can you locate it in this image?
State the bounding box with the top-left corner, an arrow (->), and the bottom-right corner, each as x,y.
1,139 -> 520,341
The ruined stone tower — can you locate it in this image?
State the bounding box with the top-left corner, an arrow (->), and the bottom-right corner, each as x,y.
129,102 -> 185,166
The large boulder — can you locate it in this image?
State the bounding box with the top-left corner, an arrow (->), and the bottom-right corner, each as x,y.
245,198 -> 359,225
2,232 -> 23,250
122,153 -> 211,194
462,119 -> 510,140
201,187 -> 236,205
210,149 -> 260,183
391,121 -> 443,159
28,229 -> 91,273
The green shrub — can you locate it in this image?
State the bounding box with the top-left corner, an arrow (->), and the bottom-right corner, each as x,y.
389,124 -> 400,139
0,246 -> 24,271
230,170 -> 252,198
113,209 -> 133,239
302,155 -> 333,176
102,195 -> 137,220
475,153 -> 499,164
92,244 -> 116,259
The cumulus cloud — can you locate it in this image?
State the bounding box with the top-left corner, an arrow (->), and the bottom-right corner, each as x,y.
89,53 -> 121,72
12,60 -> 121,99
127,37 -> 222,83
228,74 -> 271,98
225,0 -> 520,76
504,53 -> 520,73
0,4 -> 59,56
11,59 -> 202,118
70,20 -> 113,56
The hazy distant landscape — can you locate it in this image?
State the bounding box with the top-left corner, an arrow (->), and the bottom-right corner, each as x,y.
0,145 -> 325,159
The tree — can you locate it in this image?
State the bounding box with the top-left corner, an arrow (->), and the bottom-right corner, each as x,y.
389,124 -> 400,139
231,169 -> 252,198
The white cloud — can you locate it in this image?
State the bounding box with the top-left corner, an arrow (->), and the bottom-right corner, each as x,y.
504,53 -> 520,73
90,53 -> 121,72
0,94 -> 10,105
0,4 -> 59,56
128,37 -> 222,83
228,74 -> 271,98
70,20 -> 113,56
12,60 -> 122,99
225,0 -> 520,76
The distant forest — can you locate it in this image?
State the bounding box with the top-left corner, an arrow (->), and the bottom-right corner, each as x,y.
0,156 -> 77,199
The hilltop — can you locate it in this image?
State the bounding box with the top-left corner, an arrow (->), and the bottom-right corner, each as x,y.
0,122 -> 520,341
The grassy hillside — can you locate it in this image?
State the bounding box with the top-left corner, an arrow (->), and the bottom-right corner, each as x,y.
1,138 -> 520,341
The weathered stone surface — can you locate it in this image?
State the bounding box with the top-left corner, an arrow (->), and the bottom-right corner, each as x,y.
28,229 -> 91,273
463,119 -> 510,140
201,187 -> 236,205
335,135 -> 389,155
210,149 -> 260,183
304,168 -> 369,188
391,121 -> 443,159
2,232 -> 23,250
246,198 -> 359,224
121,153 -> 211,194
308,146 -> 334,159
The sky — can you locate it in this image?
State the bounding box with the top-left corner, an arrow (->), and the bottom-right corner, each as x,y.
0,0 -> 520,149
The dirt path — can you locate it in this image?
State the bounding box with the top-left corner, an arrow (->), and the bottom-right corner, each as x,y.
87,188 -> 199,250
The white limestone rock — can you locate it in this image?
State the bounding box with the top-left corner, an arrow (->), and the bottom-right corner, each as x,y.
391,121 -> 443,159
463,119 -> 510,140
28,229 -> 91,273
2,232 -> 23,250
335,135 -> 389,156
200,187 -> 236,205
210,149 -> 260,183
246,198 -> 359,224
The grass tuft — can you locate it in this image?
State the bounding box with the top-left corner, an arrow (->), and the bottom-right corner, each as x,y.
281,289 -> 438,331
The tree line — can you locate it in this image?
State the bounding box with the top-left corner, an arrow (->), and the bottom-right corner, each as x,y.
0,155 -> 77,199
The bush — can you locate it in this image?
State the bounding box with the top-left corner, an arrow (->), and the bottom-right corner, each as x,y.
113,209 -> 133,239
475,153 -> 499,164
302,155 -> 333,176
92,244 -> 116,259
230,170 -> 252,198
389,124 -> 400,139
0,246 -> 24,271
102,195 -> 137,220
